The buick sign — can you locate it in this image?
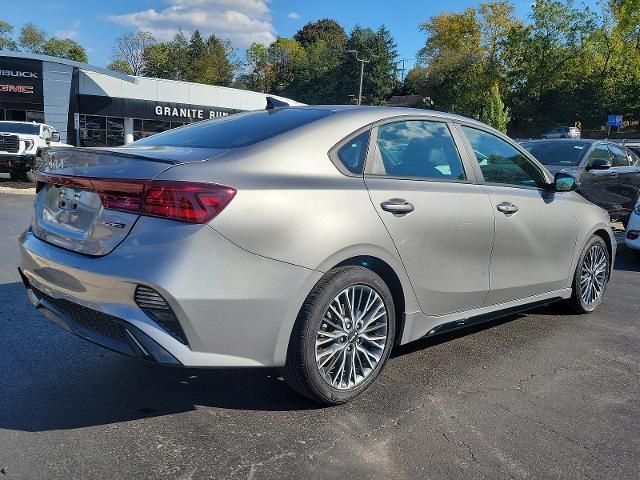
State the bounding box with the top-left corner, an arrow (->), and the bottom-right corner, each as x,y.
0,70 -> 38,79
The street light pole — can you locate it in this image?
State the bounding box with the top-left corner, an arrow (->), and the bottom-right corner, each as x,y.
347,50 -> 375,106
358,60 -> 365,106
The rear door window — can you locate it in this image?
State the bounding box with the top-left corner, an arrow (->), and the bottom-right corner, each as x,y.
370,120 -> 465,180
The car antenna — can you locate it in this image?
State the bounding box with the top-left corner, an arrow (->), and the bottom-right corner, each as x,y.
266,96 -> 290,110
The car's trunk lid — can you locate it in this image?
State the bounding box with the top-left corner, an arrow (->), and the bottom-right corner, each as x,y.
32,146 -> 227,256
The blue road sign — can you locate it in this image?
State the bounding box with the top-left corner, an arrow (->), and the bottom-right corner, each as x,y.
608,115 -> 623,127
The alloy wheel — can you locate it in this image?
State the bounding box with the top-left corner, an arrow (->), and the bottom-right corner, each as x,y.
579,244 -> 608,306
314,285 -> 389,390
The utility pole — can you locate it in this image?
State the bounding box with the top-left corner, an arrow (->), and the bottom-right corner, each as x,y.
397,58 -> 409,83
347,50 -> 376,105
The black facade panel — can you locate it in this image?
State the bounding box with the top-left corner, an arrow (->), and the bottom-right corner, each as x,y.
78,95 -> 241,122
0,57 -> 44,106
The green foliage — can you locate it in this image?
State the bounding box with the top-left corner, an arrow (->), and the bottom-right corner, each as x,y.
0,20 -> 90,62
18,23 -> 46,53
0,20 -> 17,51
140,30 -> 234,86
408,0 -> 640,135
42,38 -> 88,63
293,19 -> 348,50
337,25 -> 399,105
107,59 -> 133,75
481,83 -> 510,132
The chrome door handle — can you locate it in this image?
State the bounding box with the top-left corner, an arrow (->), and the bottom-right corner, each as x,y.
609,171 -> 619,177
380,199 -> 414,214
496,202 -> 518,214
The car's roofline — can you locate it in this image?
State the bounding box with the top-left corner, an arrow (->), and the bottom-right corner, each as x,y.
276,105 -> 490,127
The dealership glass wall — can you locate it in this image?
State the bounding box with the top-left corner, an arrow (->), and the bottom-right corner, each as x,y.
79,115 -> 187,147
0,109 -> 44,123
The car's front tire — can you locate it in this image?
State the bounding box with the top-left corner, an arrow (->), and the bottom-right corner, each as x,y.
283,266 -> 396,405
566,235 -> 610,313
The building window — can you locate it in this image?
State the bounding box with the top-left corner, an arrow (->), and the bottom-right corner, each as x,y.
80,115 -> 126,147
26,111 -> 44,123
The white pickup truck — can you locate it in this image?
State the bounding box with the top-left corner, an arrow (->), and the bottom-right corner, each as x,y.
0,121 -> 70,181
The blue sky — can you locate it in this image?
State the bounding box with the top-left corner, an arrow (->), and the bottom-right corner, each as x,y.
1,0 -> 599,71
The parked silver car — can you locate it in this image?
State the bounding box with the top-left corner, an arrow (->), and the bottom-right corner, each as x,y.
19,106 -> 614,404
542,126 -> 581,139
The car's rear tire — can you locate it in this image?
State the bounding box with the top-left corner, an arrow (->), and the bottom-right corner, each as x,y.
565,235 -> 610,313
283,266 -> 396,405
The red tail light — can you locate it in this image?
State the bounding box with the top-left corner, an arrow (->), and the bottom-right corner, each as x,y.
36,173 -> 236,224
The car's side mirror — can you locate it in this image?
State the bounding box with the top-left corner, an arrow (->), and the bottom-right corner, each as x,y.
554,172 -> 578,192
586,158 -> 611,171
50,132 -> 61,143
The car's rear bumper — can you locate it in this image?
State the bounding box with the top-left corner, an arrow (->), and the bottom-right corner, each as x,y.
19,218 -> 322,367
0,154 -> 35,173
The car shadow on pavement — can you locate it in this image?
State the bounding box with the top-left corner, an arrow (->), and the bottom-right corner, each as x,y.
0,282 -> 323,433
613,245 -> 640,273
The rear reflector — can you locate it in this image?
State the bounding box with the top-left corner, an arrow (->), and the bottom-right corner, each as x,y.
36,173 -> 236,224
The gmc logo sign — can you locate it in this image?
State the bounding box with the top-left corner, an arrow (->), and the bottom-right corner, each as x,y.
0,70 -> 38,79
0,84 -> 33,94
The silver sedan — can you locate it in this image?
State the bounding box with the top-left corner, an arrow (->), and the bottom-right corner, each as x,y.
19,106 -> 614,404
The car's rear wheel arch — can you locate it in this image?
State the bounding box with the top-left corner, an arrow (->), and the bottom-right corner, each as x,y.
333,255 -> 405,345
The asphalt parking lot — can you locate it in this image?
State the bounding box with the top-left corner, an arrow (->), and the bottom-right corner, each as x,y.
1,189 -> 639,480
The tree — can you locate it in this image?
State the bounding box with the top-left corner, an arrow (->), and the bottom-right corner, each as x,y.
294,19 -> 348,50
142,42 -> 176,79
481,83 -> 510,132
18,23 -> 46,53
111,31 -> 155,76
187,32 -> 234,86
414,8 -> 486,116
107,59 -> 133,75
42,38 -> 88,62
0,20 -> 17,51
267,38 -> 308,95
241,43 -> 269,92
339,25 -> 398,105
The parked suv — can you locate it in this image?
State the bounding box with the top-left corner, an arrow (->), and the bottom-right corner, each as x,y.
0,121 -> 68,181
541,126 -> 581,139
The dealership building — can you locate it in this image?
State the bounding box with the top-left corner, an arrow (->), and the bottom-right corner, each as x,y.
0,51 -> 299,147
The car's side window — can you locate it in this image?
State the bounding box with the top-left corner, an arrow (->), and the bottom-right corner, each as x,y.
461,126 -> 546,188
609,144 -> 630,167
585,144 -> 611,167
371,120 -> 465,180
336,130 -> 370,174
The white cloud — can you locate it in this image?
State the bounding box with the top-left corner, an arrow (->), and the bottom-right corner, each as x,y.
54,30 -> 79,40
107,0 -> 276,47
54,21 -> 81,40
287,11 -> 300,20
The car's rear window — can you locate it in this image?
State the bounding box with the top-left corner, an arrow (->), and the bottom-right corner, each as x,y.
521,141 -> 587,166
133,108 -> 332,148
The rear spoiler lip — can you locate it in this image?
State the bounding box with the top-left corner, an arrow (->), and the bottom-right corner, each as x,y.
43,146 -> 179,165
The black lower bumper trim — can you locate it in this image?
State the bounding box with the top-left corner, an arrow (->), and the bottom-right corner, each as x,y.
23,279 -> 181,365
